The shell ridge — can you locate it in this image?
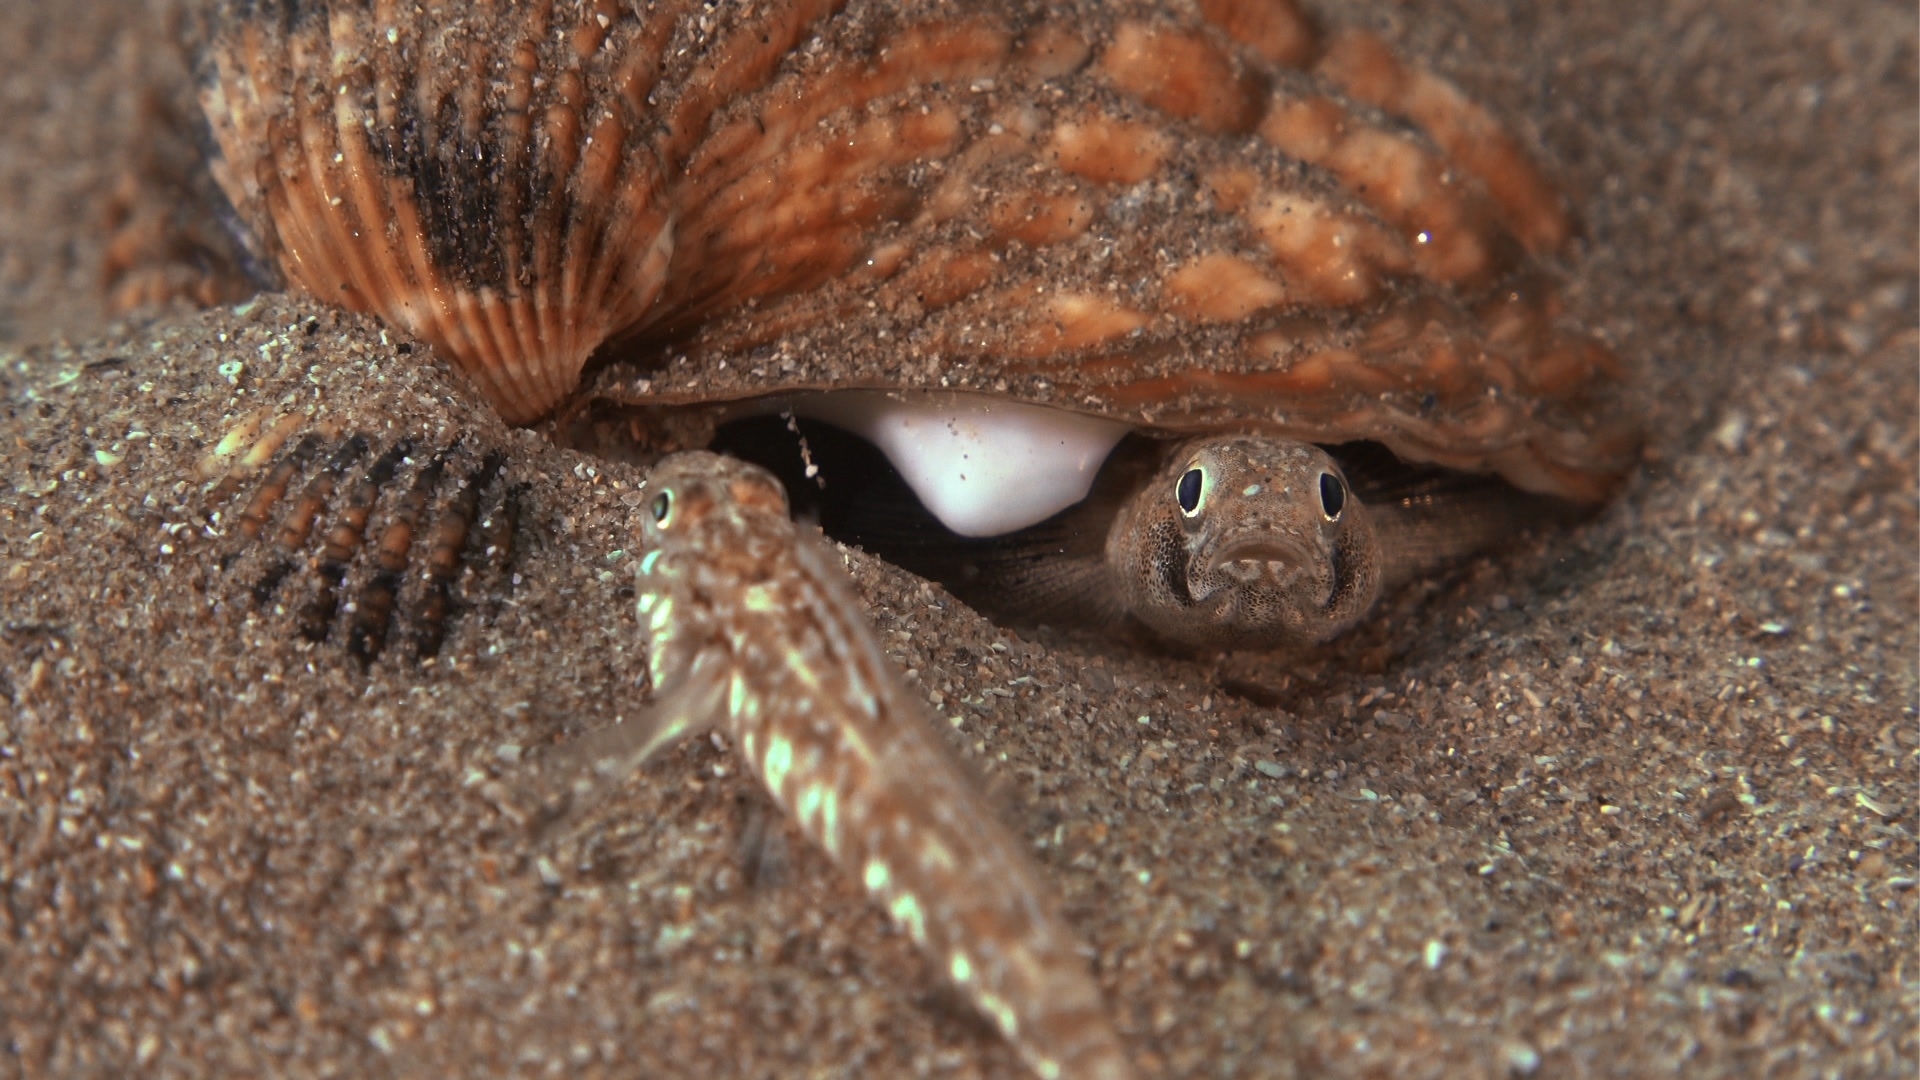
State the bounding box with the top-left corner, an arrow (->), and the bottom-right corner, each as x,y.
1315,27 -> 1573,255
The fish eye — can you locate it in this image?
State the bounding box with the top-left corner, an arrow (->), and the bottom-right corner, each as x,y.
650,490 -> 673,526
1177,466 -> 1205,517
1318,471 -> 1346,521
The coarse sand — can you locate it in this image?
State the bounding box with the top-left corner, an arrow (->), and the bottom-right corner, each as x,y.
0,1 -> 1913,1077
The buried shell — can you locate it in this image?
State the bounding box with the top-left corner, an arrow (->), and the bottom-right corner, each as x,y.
195,0 -> 1640,502
193,407 -> 524,665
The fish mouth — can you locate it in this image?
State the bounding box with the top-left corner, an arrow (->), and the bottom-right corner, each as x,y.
1202,535 -> 1321,584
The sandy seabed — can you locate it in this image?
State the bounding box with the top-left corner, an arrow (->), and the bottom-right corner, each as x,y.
0,1 -> 1914,1077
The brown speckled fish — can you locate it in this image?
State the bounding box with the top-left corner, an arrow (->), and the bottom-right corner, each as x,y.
520,451 -> 1132,1080
779,427 -> 1579,651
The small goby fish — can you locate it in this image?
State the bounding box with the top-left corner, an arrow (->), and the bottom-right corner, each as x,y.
1102,436 -> 1584,649
521,451 -> 1132,1080
811,431 -> 1576,652
1106,438 -> 1382,650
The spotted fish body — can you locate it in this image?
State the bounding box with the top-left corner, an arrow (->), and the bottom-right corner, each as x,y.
530,452 -> 1130,1080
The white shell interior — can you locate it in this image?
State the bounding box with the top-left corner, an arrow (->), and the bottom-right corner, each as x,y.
785,391 -> 1130,537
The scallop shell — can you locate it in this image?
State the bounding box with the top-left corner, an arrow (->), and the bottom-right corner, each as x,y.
197,0 -> 1637,499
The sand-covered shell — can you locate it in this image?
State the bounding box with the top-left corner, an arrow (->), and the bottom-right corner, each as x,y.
196,0 -> 1639,501
195,406 -> 522,664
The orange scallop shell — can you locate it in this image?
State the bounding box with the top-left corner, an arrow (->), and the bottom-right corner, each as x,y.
197,0 -> 1640,502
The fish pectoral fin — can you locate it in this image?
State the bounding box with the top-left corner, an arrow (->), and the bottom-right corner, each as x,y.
982,551 -> 1127,631
512,648 -> 732,845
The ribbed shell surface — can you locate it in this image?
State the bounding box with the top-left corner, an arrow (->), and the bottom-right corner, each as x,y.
198,0 -> 1640,500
